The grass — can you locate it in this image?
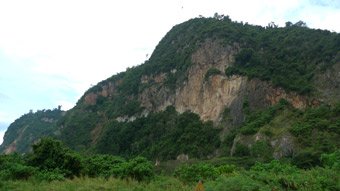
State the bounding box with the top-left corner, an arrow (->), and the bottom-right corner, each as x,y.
0,176 -> 193,191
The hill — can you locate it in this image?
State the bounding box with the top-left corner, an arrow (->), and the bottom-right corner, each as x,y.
0,108 -> 64,153
1,16 -> 339,166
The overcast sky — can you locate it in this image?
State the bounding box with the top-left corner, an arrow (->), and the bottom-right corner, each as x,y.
0,0 -> 339,144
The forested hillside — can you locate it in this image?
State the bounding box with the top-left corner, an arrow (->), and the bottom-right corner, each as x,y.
0,108 -> 63,153
1,15 -> 339,190
1,15 -> 339,164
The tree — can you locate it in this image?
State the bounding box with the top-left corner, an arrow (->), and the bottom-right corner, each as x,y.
267,22 -> 278,28
126,156 -> 154,181
285,21 -> 293,27
294,20 -> 307,27
29,137 -> 82,177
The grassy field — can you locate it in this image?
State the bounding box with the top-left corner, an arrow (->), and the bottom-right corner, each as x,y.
2,166 -> 339,191
0,176 -> 194,191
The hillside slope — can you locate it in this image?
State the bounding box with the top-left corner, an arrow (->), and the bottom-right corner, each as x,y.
0,109 -> 64,153
1,16 -> 339,163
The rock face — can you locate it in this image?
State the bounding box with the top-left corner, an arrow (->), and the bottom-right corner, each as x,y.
314,62 -> 340,105
137,40 -> 309,127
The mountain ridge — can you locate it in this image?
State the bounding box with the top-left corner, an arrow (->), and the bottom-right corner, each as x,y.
1,16 -> 339,165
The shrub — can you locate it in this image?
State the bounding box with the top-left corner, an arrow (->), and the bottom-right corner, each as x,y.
33,169 -> 65,182
250,141 -> 273,161
292,150 -> 322,169
126,156 -> 154,181
233,143 -> 250,157
321,150 -> 340,169
174,163 -> 219,183
204,68 -> 222,81
0,154 -> 36,181
29,137 -> 82,178
205,175 -> 267,191
0,163 -> 36,180
82,154 -> 126,178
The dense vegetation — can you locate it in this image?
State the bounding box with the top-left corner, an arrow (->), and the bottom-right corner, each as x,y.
1,15 -> 339,190
86,15 -> 338,98
54,15 -> 339,155
0,138 -> 154,183
96,106 -> 221,160
0,108 -> 63,153
224,100 -> 340,169
1,138 -> 339,190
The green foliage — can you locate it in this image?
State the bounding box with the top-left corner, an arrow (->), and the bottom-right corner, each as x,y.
33,169 -> 65,182
205,175 -> 266,191
174,163 -> 237,183
204,68 -> 222,81
96,106 -> 221,160
57,16 -> 339,158
292,149 -> 322,169
250,141 -> 273,161
225,67 -> 241,77
233,143 -> 250,157
82,154 -> 126,178
225,24 -> 339,94
0,109 -> 63,153
28,137 -> 82,178
1,157 -> 339,190
321,150 -> 340,169
126,156 -> 154,181
289,104 -> 340,168
240,99 -> 287,135
82,154 -> 154,181
0,154 -> 37,181
58,109 -> 101,150
174,163 -> 219,183
245,160 -> 340,190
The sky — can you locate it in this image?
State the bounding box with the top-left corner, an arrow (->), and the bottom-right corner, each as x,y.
0,0 -> 339,144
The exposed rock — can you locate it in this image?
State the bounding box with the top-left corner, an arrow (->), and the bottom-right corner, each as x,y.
138,40 -> 310,127
84,92 -> 97,105
177,154 -> 189,161
231,132 -> 296,159
271,134 -> 296,159
4,141 -> 16,154
116,115 -> 137,122
84,82 -> 117,105
313,62 -> 340,105
41,117 -> 54,123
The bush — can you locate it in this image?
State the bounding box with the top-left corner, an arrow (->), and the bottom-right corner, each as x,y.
82,154 -> 126,178
174,163 -> 219,183
321,150 -> 340,169
204,68 -> 222,81
292,150 -> 322,169
250,141 -> 273,161
233,143 -> 250,157
0,163 -> 36,181
126,156 -> 154,181
205,175 -> 267,191
0,154 -> 36,181
29,137 -> 82,178
33,169 -> 65,182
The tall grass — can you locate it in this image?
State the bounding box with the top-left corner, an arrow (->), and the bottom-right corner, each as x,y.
0,176 -> 193,191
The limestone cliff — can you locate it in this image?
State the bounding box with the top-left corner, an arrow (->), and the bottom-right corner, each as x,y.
138,40 -> 310,126
2,17 -> 339,160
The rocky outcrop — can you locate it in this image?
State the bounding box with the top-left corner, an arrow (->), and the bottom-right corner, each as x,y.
230,132 -> 296,159
84,82 -> 117,105
138,40 -> 310,126
314,62 -> 340,105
